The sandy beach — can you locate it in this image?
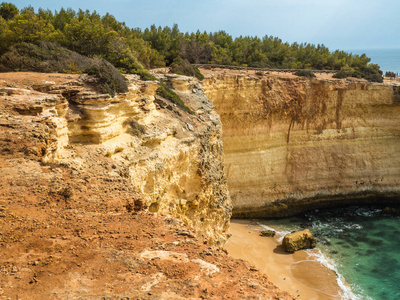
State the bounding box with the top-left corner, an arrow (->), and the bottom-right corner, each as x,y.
225,220 -> 346,300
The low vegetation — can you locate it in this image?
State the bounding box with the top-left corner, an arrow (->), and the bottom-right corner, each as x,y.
0,1 -> 385,93
124,118 -> 146,137
293,70 -> 316,78
156,82 -> 193,114
0,41 -> 128,96
333,71 -> 348,79
385,71 -> 396,78
84,57 -> 128,96
170,57 -> 204,80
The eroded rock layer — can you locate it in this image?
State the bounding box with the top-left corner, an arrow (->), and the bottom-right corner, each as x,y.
0,73 -> 231,244
202,73 -> 400,217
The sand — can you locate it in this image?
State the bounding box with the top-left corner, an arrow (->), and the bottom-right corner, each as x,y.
224,220 -> 345,300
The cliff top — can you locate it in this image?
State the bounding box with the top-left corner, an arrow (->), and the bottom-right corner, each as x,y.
197,67 -> 400,86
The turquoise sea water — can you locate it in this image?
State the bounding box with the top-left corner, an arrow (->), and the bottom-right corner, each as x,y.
349,48 -> 400,74
261,206 -> 400,300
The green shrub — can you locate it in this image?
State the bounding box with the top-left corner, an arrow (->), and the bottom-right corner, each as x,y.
170,57 -> 204,80
359,65 -> 383,83
105,48 -> 157,81
133,68 -> 157,81
352,71 -> 362,78
156,82 -> 193,114
363,73 -> 383,83
340,65 -> 356,76
333,71 -> 347,79
385,71 -> 396,78
0,41 -> 128,96
293,70 -> 316,78
0,41 -> 91,72
84,57 -> 128,96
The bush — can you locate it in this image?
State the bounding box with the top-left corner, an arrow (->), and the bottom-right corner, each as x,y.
133,68 -> 157,81
124,118 -> 146,137
359,65 -> 383,83
0,41 -> 128,96
293,70 -> 316,78
340,65 -> 356,76
333,71 -> 347,79
84,57 -> 128,96
105,48 -> 157,81
0,41 -> 91,72
385,71 -> 396,78
170,57 -> 204,80
352,71 -> 362,78
363,73 -> 383,83
156,82 -> 193,114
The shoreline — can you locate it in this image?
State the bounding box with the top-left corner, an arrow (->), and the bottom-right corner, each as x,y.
224,219 -> 348,300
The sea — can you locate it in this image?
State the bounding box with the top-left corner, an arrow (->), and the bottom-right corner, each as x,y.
348,48 -> 400,74
259,49 -> 400,300
260,206 -> 400,300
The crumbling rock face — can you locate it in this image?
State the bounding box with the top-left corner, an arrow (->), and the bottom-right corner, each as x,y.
202,73 -> 400,217
0,72 -> 231,244
0,72 -> 294,299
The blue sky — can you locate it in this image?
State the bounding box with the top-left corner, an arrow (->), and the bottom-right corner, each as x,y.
12,0 -> 400,51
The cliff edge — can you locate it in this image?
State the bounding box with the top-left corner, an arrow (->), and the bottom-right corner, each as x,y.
0,72 -> 296,299
202,70 -> 400,217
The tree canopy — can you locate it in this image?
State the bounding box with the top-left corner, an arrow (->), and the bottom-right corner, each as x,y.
0,3 -> 383,82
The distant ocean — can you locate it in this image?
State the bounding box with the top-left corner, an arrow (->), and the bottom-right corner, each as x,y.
348,48 -> 400,74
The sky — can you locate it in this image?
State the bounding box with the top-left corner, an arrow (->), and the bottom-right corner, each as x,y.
11,0 -> 400,52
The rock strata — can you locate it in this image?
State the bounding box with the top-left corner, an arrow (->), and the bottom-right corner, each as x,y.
202,72 -> 400,217
0,72 -> 231,244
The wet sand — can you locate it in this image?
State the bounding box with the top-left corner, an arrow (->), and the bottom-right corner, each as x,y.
225,219 -> 344,300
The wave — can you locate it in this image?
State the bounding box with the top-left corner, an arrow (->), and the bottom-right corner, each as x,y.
306,249 -> 368,300
258,222 -> 370,300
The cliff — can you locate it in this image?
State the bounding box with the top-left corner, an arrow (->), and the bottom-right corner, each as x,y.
0,72 -> 231,244
202,71 -> 400,217
0,72 -> 299,299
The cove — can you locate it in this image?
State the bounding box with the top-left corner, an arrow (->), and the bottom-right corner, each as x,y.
259,205 -> 400,300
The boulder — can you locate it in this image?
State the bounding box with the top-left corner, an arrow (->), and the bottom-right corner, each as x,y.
282,229 -> 317,253
382,207 -> 400,216
260,230 -> 276,237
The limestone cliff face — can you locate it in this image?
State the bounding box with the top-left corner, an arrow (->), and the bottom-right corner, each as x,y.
202,73 -> 400,217
0,73 -> 231,244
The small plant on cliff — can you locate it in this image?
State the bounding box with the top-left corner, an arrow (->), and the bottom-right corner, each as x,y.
333,71 -> 347,79
84,57 -> 128,97
170,57 -> 204,80
294,70 -> 316,78
124,118 -> 146,137
156,82 -> 193,114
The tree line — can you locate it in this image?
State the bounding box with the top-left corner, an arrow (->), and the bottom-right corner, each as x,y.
0,3 -> 383,82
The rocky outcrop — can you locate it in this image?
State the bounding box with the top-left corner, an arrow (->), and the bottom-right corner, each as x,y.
0,72 -> 231,244
282,229 -> 317,253
260,230 -> 276,237
0,72 -> 298,300
202,72 -> 400,217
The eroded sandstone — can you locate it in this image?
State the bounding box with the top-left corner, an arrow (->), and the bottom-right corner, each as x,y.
0,72 -> 231,244
202,72 -> 400,217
